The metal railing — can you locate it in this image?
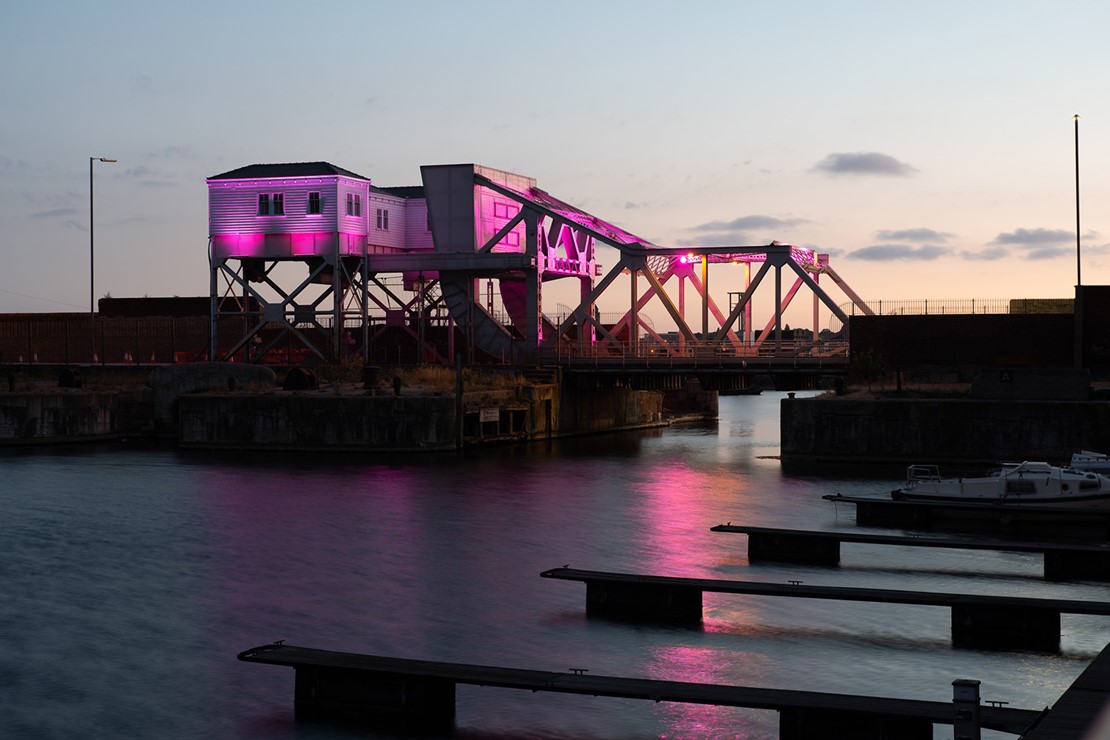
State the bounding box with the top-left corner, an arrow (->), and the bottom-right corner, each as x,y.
830,297 -> 1074,332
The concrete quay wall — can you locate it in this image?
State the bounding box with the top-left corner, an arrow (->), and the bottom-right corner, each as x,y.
0,390 -> 151,444
179,393 -> 457,451
781,396 -> 1110,468
0,362 -> 672,450
177,384 -> 666,451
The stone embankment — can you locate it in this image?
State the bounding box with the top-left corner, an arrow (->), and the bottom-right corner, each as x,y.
780,368 -> 1109,469
1,363 -> 683,450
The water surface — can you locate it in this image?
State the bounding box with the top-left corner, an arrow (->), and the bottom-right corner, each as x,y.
1,392 -> 1103,739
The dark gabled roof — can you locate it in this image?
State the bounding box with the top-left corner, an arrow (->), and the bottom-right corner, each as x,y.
371,185 -> 424,198
207,162 -> 372,181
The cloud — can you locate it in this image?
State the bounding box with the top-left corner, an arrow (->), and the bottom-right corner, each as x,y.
847,244 -> 950,261
121,165 -> 177,187
961,246 -> 1009,261
693,215 -> 807,232
123,165 -> 159,178
812,152 -> 917,176
31,207 -> 78,220
29,206 -> 86,231
874,227 -> 952,242
992,227 -> 1072,246
0,157 -> 30,174
130,74 -> 155,96
677,213 -> 808,246
146,145 -> 194,160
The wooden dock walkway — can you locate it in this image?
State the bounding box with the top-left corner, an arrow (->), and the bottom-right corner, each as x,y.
710,523 -> 1110,580
237,642 -> 1042,738
540,567 -> 1110,650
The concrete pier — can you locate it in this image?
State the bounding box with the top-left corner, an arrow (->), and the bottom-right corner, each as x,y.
712,523 -> 1110,581
238,643 -> 1042,738
541,567 -> 1110,650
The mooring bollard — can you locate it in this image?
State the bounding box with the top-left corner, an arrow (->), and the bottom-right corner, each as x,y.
362,365 -> 380,392
952,678 -> 981,740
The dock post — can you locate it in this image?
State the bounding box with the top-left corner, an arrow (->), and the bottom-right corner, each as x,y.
951,605 -> 1060,651
747,532 -> 841,564
1044,549 -> 1110,581
293,666 -> 455,730
952,679 -> 981,740
779,708 -> 932,739
585,581 -> 702,623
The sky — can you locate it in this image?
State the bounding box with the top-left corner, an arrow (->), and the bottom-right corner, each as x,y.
2,1 -> 1109,328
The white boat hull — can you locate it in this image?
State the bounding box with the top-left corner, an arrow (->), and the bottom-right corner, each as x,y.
893,461 -> 1110,510
1071,450 -> 1110,474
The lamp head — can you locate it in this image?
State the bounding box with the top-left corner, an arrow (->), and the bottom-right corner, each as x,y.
99,158 -> 117,163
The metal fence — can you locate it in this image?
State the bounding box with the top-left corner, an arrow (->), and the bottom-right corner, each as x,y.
0,313 -> 210,365
830,297 -> 1074,332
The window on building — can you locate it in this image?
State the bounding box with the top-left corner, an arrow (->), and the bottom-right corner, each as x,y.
258,192 -> 284,216
308,192 -> 321,215
346,193 -> 362,217
504,231 -> 520,247
493,202 -> 513,219
376,208 -> 389,230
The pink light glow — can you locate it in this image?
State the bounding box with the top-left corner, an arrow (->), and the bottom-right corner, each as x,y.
646,643 -> 769,736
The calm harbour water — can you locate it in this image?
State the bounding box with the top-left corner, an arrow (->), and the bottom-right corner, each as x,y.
2,391 -> 1108,740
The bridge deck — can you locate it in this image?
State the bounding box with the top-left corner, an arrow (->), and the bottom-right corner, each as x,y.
237,643 -> 1039,734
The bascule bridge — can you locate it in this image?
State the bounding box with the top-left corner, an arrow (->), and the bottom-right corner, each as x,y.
207,162 -> 872,378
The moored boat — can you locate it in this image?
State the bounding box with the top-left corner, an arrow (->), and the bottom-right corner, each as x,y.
1070,450 -> 1110,474
892,460 -> 1110,509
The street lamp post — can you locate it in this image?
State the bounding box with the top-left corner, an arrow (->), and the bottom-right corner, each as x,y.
1074,114 -> 1081,287
90,156 -> 116,363
1073,115 -> 1084,370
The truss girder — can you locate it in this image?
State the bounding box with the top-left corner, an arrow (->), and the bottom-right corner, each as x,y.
680,270 -> 741,346
821,265 -> 875,316
208,249 -> 376,363
779,257 -> 852,326
714,259 -> 775,342
438,272 -> 515,362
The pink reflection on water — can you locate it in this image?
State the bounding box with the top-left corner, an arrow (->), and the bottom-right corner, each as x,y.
646,643 -> 773,738
632,458 -> 775,576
